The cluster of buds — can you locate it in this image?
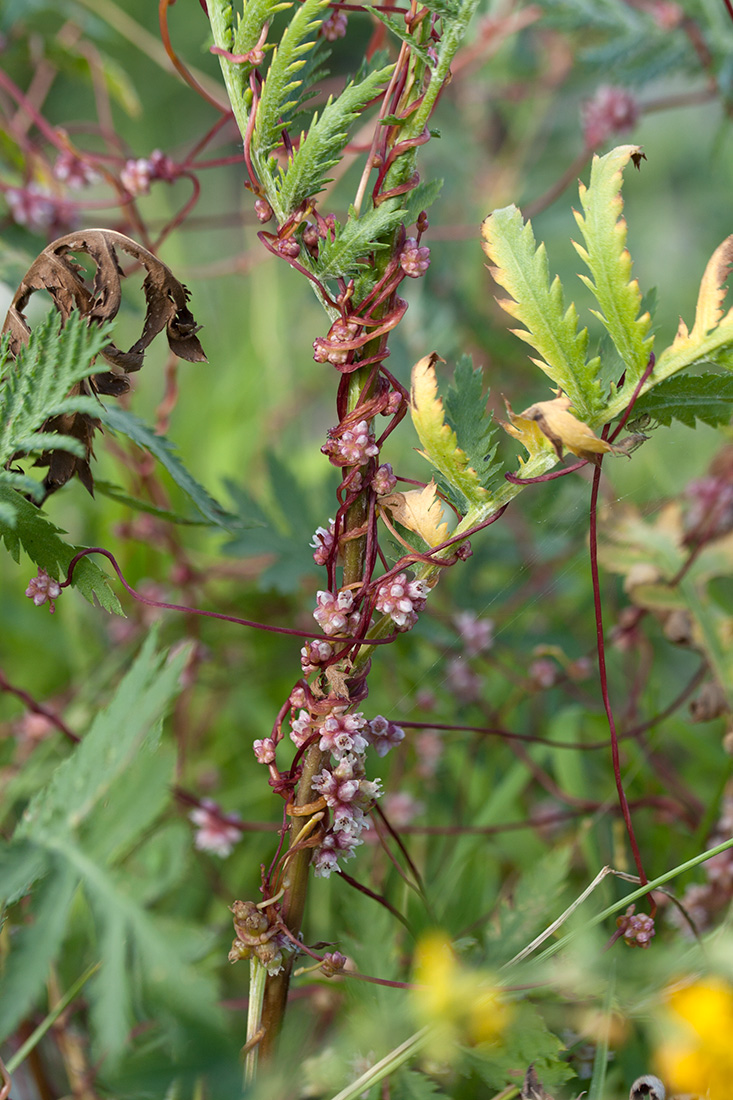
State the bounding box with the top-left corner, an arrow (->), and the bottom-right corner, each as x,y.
322,419 -> 379,467
313,319 -> 361,366
616,904 -> 656,948
25,569 -> 62,613
375,572 -> 429,631
228,900 -> 293,975
581,85 -> 639,149
313,588 -> 356,635
320,9 -> 348,39
311,519 -> 336,565
53,150 -> 99,189
6,184 -> 72,234
189,799 -> 242,857
121,149 -> 178,196
400,237 -> 431,278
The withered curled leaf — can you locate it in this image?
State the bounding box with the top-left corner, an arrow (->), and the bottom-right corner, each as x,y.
505,394 -> 622,466
1,228 -> 206,498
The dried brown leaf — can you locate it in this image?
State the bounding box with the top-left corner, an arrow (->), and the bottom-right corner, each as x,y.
516,394 -> 621,465
2,228 -> 206,497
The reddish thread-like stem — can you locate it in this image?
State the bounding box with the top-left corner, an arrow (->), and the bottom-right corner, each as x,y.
0,668 -> 79,744
60,547 -> 399,646
588,447 -> 653,910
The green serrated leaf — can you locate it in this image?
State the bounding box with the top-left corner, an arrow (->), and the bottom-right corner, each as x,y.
0,485 -> 123,614
0,860 -> 79,1042
316,202 -> 406,282
223,453 -> 333,592
0,838 -> 49,907
93,480 -> 215,526
461,1002 -> 572,1093
481,205 -> 603,420
630,372 -> 733,428
443,356 -> 501,494
366,8 -> 434,66
410,354 -> 491,512
234,0 -> 292,58
17,632 -> 187,841
97,405 -> 239,530
572,145 -> 653,397
277,64 -> 393,213
253,0 -> 330,156
403,179 -> 444,229
0,311 -> 112,471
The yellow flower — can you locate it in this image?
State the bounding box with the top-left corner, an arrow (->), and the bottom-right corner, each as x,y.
412,932 -> 510,1058
655,978 -> 733,1099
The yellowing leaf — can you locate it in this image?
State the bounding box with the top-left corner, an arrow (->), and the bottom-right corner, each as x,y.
673,234 -> 733,347
508,395 -> 620,465
380,480 -> 450,547
410,353 -> 489,508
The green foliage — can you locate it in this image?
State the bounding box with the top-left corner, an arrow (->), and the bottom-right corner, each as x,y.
443,356 -> 501,496
98,405 -> 239,530
0,633 -> 225,1065
233,0 -> 291,60
276,64 -> 394,214
572,146 -> 654,397
631,372 -> 733,428
223,452 -> 333,592
253,0 -> 329,157
315,201 -> 407,283
410,354 -> 494,513
482,205 -> 601,421
460,1003 -> 573,1092
0,485 -> 122,613
0,312 -> 113,510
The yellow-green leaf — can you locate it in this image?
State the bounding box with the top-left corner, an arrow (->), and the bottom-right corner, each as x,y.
410,353 -> 489,509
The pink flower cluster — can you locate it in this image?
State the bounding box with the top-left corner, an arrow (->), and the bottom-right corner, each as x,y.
6,185 -> 71,234
311,519 -> 336,565
366,715 -> 405,757
121,150 -> 177,196
616,904 -> 655,948
400,238 -> 430,278
313,588 -> 355,635
323,419 -> 378,467
53,150 -> 99,189
311,750 -> 383,877
581,85 -> 639,149
313,319 -> 360,366
25,569 -> 61,613
375,573 -> 429,631
371,463 -> 397,495
300,638 -> 334,673
320,9 -> 348,39
189,799 -> 242,858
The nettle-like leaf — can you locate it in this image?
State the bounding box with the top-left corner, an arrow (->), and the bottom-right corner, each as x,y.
2,228 -> 206,497
443,356 -> 500,493
481,205 -> 602,421
223,452 -> 333,593
0,312 -> 111,508
572,145 -> 654,399
410,353 -> 492,512
253,0 -> 330,157
98,406 -> 238,530
0,633 -> 224,1063
631,372 -> 733,428
276,64 -> 394,214
0,484 -> 122,613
